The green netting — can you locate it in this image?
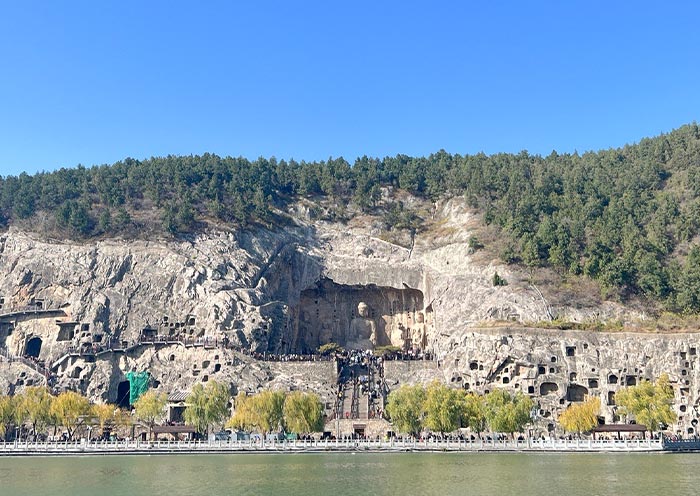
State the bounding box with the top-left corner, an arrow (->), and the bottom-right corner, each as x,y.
125,371 -> 150,405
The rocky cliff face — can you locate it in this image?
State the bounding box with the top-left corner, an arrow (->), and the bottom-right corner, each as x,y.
0,199 -> 695,435
0,199 -> 568,357
385,328 -> 700,435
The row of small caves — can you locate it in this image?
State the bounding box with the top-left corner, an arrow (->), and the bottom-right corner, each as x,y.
450,342 -> 700,435
110,314 -> 227,410
114,280 -> 436,407
0,296 -> 211,402
2,278 -> 432,358
58,313 -> 213,409
6,291 -> 699,433
2,282 -> 433,412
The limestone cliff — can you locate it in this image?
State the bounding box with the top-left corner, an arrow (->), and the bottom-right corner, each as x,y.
0,198 -> 695,435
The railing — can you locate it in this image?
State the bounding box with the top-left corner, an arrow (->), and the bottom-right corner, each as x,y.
0,347 -> 51,378
0,307 -> 65,320
351,381 -> 359,419
662,438 -> 700,451
0,437 -> 665,455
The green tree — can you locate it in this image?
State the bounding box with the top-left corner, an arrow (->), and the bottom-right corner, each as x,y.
177,198 -> 196,230
113,207 -> 132,230
492,272 -> 508,287
1,124 -> 700,311
228,390 -> 285,435
98,209 -> 112,233
21,386 -> 53,437
184,381 -> 231,435
558,396 -> 600,437
133,391 -> 167,439
50,391 -> 91,440
423,383 -> 462,436
0,395 -> 16,441
283,391 -> 324,435
162,203 -> 178,234
468,235 -> 484,253
615,373 -> 676,432
385,385 -> 426,437
250,390 -> 286,435
671,247 -> 700,313
318,343 -> 342,356
461,392 -> 488,434
484,390 -> 534,435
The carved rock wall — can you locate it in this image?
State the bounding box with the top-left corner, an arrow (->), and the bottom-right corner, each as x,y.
290,279 -> 432,352
0,198 -> 687,435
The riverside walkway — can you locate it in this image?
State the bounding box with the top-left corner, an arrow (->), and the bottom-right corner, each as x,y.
0,437 -> 669,456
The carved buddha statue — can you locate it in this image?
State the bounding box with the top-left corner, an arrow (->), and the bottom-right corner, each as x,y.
346,302 -> 377,350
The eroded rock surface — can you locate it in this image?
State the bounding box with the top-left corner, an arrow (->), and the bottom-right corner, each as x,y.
0,199 -> 695,435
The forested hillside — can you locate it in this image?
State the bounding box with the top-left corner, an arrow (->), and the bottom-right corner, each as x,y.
1,124 -> 700,312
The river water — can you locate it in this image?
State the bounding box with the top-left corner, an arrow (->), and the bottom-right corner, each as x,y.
0,452 -> 695,496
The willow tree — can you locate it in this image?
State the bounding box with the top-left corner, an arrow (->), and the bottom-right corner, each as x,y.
461,392 -> 488,434
21,387 -> 54,438
0,395 -> 15,441
251,390 -> 286,435
558,397 -> 600,437
283,391 -> 324,435
616,373 -> 676,432
423,383 -> 462,436
484,390 -> 534,436
184,381 -> 231,435
92,403 -> 117,436
228,392 -> 254,431
133,391 -> 167,439
228,390 -> 285,435
385,384 -> 426,437
50,391 -> 91,440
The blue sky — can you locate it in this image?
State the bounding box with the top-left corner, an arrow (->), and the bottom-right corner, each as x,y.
1,1 -> 699,176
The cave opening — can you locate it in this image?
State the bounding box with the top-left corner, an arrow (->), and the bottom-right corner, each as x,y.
24,337 -> 42,358
540,382 -> 559,395
116,381 -> 131,408
566,384 -> 589,402
290,278 -> 433,353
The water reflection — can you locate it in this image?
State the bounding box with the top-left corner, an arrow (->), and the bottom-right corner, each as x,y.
0,453 -> 695,496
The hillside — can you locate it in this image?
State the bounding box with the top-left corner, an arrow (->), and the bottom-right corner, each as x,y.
1,123 -> 700,313
2,159 -> 700,435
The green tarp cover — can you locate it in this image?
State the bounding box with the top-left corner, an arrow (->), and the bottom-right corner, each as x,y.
125,371 -> 149,405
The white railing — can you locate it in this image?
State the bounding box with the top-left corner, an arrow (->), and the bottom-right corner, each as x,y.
0,437 -> 664,455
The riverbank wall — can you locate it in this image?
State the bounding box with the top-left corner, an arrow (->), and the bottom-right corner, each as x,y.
0,438 -> 682,456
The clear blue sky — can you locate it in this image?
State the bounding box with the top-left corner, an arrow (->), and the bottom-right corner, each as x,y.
1,1 -> 699,176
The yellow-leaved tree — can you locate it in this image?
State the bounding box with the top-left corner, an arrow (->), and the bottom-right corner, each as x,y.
227,390 -> 285,435
92,403 -> 117,438
21,387 -> 54,438
283,391 -> 324,436
0,395 -> 16,440
133,391 -> 167,439
558,396 -> 600,437
50,391 -> 91,440
423,382 -> 463,436
484,389 -> 534,436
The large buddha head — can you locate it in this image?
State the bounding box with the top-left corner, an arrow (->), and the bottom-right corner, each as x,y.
357,302 -> 370,318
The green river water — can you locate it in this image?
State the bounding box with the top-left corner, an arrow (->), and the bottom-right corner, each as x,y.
0,453 -> 694,496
